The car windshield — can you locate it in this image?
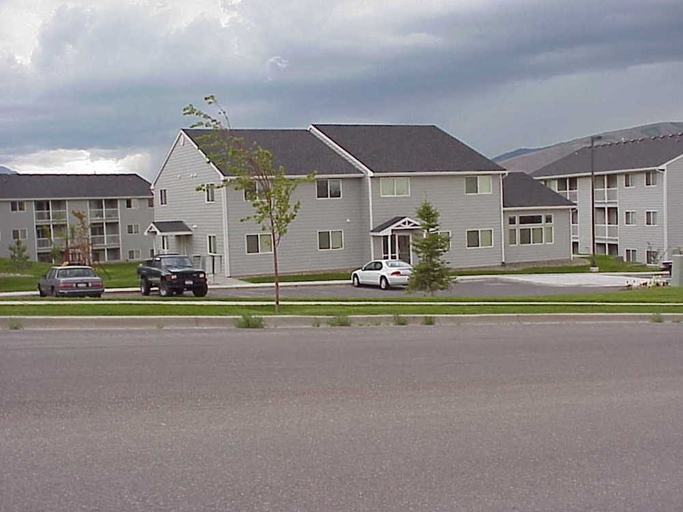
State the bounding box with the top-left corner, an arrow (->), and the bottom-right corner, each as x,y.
386,261 -> 411,268
161,257 -> 193,269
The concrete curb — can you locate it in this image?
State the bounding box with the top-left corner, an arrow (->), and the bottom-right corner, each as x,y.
2,313 -> 682,330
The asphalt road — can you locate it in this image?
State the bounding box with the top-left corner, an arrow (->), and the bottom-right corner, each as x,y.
2,325 -> 682,511
115,279 -> 624,299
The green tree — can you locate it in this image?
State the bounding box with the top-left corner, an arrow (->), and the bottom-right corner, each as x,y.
407,200 -> 453,295
183,95 -> 315,312
8,238 -> 30,270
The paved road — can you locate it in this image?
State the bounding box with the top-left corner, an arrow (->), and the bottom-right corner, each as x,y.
2,325 -> 682,511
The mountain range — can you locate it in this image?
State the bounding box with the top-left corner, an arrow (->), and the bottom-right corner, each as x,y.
495,122 -> 683,174
0,166 -> 17,174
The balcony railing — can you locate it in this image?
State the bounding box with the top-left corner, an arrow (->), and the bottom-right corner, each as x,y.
36,238 -> 52,249
595,189 -> 618,202
559,190 -> 578,203
35,210 -> 68,223
91,234 -> 120,247
89,208 -> 119,221
596,225 -> 619,239
571,225 -> 579,237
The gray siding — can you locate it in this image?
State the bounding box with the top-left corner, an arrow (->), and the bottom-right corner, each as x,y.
369,174 -> 504,268
618,170 -> 665,261
225,177 -> 368,276
665,156 -> 683,255
153,136 -> 226,271
504,208 -> 572,263
0,201 -> 36,259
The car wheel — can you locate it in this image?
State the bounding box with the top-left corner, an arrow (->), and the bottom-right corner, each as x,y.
50,287 -> 58,297
38,286 -> 46,297
193,285 -> 208,297
159,282 -> 171,297
140,278 -> 151,296
380,277 -> 390,290
352,274 -> 360,287
174,289 -> 184,296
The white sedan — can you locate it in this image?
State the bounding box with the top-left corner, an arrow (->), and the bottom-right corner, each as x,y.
351,260 -> 413,290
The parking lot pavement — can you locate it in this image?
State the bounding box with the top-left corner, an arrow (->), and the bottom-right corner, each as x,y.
484,273 -> 651,288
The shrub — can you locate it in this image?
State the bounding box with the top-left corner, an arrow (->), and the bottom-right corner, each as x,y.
235,315 -> 265,328
421,316 -> 435,326
328,315 -> 351,327
650,312 -> 664,323
393,314 -> 408,326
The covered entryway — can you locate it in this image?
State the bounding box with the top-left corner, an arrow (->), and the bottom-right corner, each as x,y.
370,216 -> 420,264
144,221 -> 193,255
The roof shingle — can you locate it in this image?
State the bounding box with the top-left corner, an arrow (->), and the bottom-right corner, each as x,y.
503,172 -> 574,208
0,173 -> 152,200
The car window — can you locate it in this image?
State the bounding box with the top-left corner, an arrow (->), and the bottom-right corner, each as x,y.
362,263 -> 373,271
373,262 -> 382,270
387,261 -> 411,268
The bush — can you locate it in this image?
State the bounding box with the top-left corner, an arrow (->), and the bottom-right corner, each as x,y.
393,314 -> 408,326
328,315 -> 351,327
421,316 -> 435,325
235,315 -> 265,328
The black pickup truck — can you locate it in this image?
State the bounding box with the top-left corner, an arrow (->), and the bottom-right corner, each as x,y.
137,254 -> 208,297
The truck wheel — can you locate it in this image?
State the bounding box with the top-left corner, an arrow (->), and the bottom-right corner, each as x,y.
159,282 -> 171,297
193,285 -> 208,297
140,278 -> 151,296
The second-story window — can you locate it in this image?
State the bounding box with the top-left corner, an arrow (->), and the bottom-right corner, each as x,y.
380,177 -> 410,197
624,174 -> 634,188
159,189 -> 168,206
11,201 -> 26,212
646,211 -> 658,226
465,176 -> 492,195
316,179 -> 341,199
645,171 -> 658,186
125,199 -> 138,209
205,184 -> 215,203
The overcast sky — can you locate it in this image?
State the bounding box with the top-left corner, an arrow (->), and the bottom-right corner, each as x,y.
1,0 -> 682,181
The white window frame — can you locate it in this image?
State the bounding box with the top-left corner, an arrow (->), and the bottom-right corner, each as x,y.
160,235 -> 169,252
624,174 -> 634,188
646,211 -> 658,226
11,201 -> 26,212
507,214 -> 553,246
244,181 -> 267,202
208,234 -> 218,254
625,249 -> 637,262
205,184 -> 216,203
159,189 -> 168,206
624,211 -> 636,225
128,249 -> 141,260
125,199 -> 138,209
466,229 -> 494,249
316,179 -> 342,199
12,228 -> 28,240
245,233 -> 272,254
646,250 -> 658,264
126,224 -> 140,235
465,175 -> 492,195
317,230 -> 344,251
379,177 -> 410,197
645,171 -> 658,187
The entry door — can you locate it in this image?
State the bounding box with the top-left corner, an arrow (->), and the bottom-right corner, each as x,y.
382,234 -> 412,264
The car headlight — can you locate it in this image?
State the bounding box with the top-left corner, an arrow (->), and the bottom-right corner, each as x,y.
199,272 -> 205,279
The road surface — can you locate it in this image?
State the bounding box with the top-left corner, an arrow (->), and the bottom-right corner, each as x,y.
2,324 -> 682,511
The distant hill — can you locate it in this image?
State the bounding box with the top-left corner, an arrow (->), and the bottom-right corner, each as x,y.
495,122 -> 683,173
0,165 -> 17,174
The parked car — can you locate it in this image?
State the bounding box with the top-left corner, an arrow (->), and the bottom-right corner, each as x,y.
351,259 -> 413,289
38,265 -> 104,298
137,254 -> 208,297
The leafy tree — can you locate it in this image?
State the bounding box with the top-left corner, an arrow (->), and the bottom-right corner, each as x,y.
8,238 -> 30,270
407,200 -> 453,295
64,210 -> 92,265
183,95 -> 315,312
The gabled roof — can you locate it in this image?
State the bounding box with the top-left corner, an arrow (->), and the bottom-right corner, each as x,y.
0,173 -> 152,200
182,129 -> 361,176
503,172 -> 574,208
144,221 -> 193,236
370,216 -> 420,235
532,133 -> 683,178
312,124 -> 504,174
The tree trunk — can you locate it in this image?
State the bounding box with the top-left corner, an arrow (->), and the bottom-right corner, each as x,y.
272,241 -> 280,314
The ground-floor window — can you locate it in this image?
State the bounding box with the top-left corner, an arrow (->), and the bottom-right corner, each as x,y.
466,229 -> 493,248
508,214 -> 553,246
246,233 -> 272,254
207,234 -> 218,254
128,249 -> 141,260
318,230 -> 343,250
625,249 -> 637,262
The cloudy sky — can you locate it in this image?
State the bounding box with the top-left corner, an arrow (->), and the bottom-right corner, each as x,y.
1,0 -> 682,181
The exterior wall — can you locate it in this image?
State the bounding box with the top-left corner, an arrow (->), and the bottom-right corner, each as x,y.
225,177 -> 368,276
0,196 -> 153,263
665,157 -> 683,256
0,200 -> 36,259
153,135 -> 226,272
119,198 -> 155,260
369,174 -> 504,268
504,208 -> 572,264
618,170 -> 665,262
